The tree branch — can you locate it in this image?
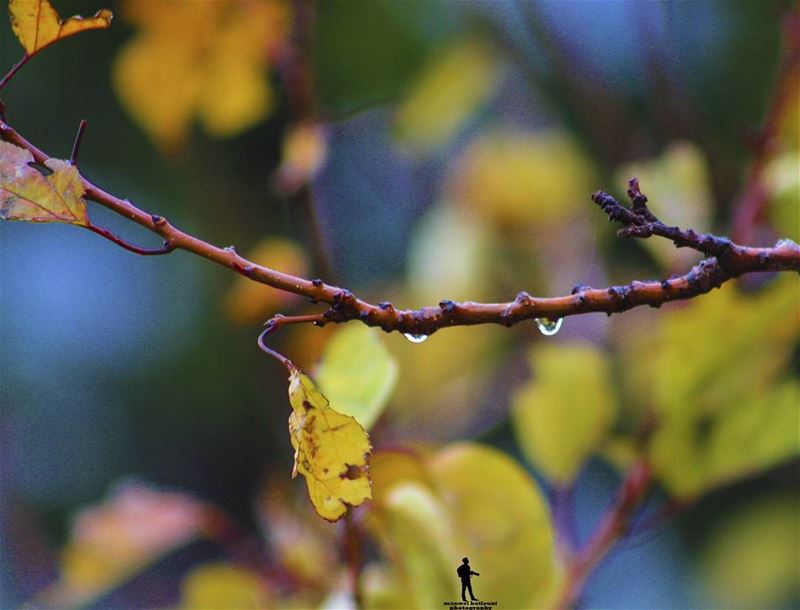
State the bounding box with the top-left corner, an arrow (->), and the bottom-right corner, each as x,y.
2,120 -> 798,340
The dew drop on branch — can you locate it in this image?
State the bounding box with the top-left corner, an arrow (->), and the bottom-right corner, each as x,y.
403,333 -> 429,343
534,317 -> 563,336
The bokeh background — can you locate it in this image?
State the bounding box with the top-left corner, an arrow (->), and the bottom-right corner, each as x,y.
1,1 -> 798,608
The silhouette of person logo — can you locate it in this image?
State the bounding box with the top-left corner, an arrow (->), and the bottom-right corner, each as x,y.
456,557 -> 480,602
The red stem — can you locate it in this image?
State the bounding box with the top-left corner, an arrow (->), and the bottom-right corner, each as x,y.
0,55 -> 30,92
84,223 -> 174,256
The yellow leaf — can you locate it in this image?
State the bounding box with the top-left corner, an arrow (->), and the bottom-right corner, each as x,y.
113,0 -> 287,152
181,563 -> 272,610
0,141 -> 89,225
9,0 -> 112,56
512,343 -> 617,483
287,368 -> 372,522
394,39 -> 499,154
223,237 -> 308,324
315,324 -> 398,430
274,122 -> 328,194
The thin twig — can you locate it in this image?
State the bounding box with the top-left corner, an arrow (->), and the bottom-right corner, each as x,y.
70,119 -> 88,166
84,223 -> 175,256
1,121 -> 798,339
343,512 -> 364,609
555,461 -> 652,609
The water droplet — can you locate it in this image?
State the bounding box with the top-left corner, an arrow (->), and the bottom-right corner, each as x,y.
535,317 -> 563,336
403,333 -> 428,343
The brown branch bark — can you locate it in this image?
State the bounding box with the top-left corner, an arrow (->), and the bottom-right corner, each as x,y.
2,119 -> 798,340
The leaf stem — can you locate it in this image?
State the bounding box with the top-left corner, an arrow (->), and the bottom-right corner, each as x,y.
0,55 -> 30,92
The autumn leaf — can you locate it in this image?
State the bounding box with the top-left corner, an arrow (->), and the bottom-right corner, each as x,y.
8,0 -> 112,56
113,0 -> 287,152
0,140 -> 89,225
287,367 -> 372,522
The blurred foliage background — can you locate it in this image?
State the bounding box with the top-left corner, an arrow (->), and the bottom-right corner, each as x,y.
0,0 -> 798,608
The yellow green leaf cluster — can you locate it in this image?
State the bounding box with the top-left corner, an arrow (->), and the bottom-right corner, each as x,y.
700,496 -> 800,608
394,39 -> 500,154
9,0 -> 111,56
364,444 -> 559,609
511,342 -> 617,484
622,276 -> 800,499
180,563 -> 272,610
315,325 -> 398,430
0,140 -> 89,225
287,368 -> 372,522
113,0 -> 287,152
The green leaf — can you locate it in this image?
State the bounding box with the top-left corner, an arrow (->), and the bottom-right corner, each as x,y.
700,496 -> 800,608
512,343 -> 617,484
365,444 -> 558,609
427,444 -> 559,609
315,325 -> 398,430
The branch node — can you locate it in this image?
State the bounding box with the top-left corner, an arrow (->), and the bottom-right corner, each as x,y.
439,299 -> 457,313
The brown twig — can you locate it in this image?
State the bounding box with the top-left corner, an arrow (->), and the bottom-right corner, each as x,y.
85,223 -> 175,256
2,120 -> 799,340
555,461 -> 653,609
342,512 -> 364,609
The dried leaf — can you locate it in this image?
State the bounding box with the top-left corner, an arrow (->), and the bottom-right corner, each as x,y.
0,140 -> 89,225
287,368 -> 372,522
9,0 -> 112,56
